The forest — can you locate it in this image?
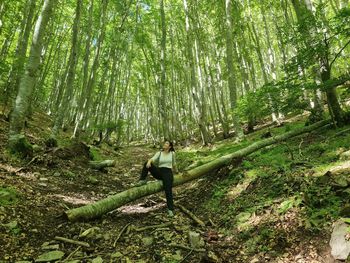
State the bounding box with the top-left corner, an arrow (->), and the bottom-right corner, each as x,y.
1,0 -> 350,262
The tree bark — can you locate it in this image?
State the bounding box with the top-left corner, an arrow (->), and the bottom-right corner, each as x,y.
5,0 -> 36,111
159,0 -> 169,139
8,0 -> 56,154
52,0 -> 82,136
224,0 -> 243,138
291,0 -> 344,125
65,119 -> 329,221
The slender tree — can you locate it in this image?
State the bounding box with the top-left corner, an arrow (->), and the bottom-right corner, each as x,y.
8,0 -> 56,155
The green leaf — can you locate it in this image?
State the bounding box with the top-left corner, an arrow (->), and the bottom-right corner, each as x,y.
35,251 -> 65,262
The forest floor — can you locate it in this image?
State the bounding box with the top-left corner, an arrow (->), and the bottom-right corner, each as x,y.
1,111 -> 350,262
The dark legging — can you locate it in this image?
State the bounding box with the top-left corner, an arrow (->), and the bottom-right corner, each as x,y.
140,162 -> 174,211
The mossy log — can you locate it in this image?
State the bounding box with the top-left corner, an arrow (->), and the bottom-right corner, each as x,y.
89,160 -> 116,170
65,120 -> 329,221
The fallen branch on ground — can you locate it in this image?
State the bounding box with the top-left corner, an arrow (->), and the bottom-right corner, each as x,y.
64,120 -> 330,221
89,160 -> 116,170
62,246 -> 81,262
54,236 -> 90,248
176,203 -> 206,227
160,197 -> 205,227
169,243 -> 205,252
113,223 -> 131,247
134,222 -> 172,232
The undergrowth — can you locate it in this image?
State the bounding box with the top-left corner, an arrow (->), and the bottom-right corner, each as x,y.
201,122 -> 350,257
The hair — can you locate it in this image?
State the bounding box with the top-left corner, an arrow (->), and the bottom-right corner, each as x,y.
164,140 -> 175,152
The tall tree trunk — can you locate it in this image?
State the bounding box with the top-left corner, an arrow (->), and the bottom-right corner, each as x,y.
225,0 -> 243,138
52,0 -> 82,137
5,0 -> 36,112
8,0 -> 56,155
291,0 -> 344,124
159,0 -> 169,139
73,0 -> 94,137
182,0 -> 211,145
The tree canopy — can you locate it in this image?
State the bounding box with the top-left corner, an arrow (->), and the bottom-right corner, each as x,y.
1,0 -> 349,151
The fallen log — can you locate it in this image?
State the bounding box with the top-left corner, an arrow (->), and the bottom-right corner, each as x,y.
64,120 -> 329,221
89,160 -> 116,170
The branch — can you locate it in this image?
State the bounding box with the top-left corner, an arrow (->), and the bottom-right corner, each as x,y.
54,236 -> 90,248
330,38 -> 350,69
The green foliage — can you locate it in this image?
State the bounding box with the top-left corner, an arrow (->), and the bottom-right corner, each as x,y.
62,170 -> 77,180
277,196 -> 302,214
90,147 -> 103,161
0,186 -> 20,206
236,91 -> 270,123
2,220 -> 22,235
8,134 -> 33,158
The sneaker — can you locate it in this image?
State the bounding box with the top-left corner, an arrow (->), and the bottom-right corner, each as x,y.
167,210 -> 174,217
135,180 -> 147,187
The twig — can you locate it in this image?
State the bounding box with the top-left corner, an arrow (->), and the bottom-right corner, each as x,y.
54,236 -> 90,248
151,227 -> 171,234
175,203 -> 206,227
160,198 -> 205,227
332,127 -> 350,138
298,139 -> 304,157
209,218 -> 216,227
62,246 -> 81,262
113,223 -> 131,247
15,155 -> 40,172
134,222 -> 172,232
179,248 -> 194,263
169,243 -> 205,252
281,142 -> 294,160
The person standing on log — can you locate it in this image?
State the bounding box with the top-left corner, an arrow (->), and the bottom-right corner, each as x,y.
136,140 -> 178,217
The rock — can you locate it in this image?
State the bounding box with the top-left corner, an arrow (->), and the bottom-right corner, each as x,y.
188,231 -> 204,248
141,237 -> 154,246
330,220 -> 350,260
35,251 -> 65,262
